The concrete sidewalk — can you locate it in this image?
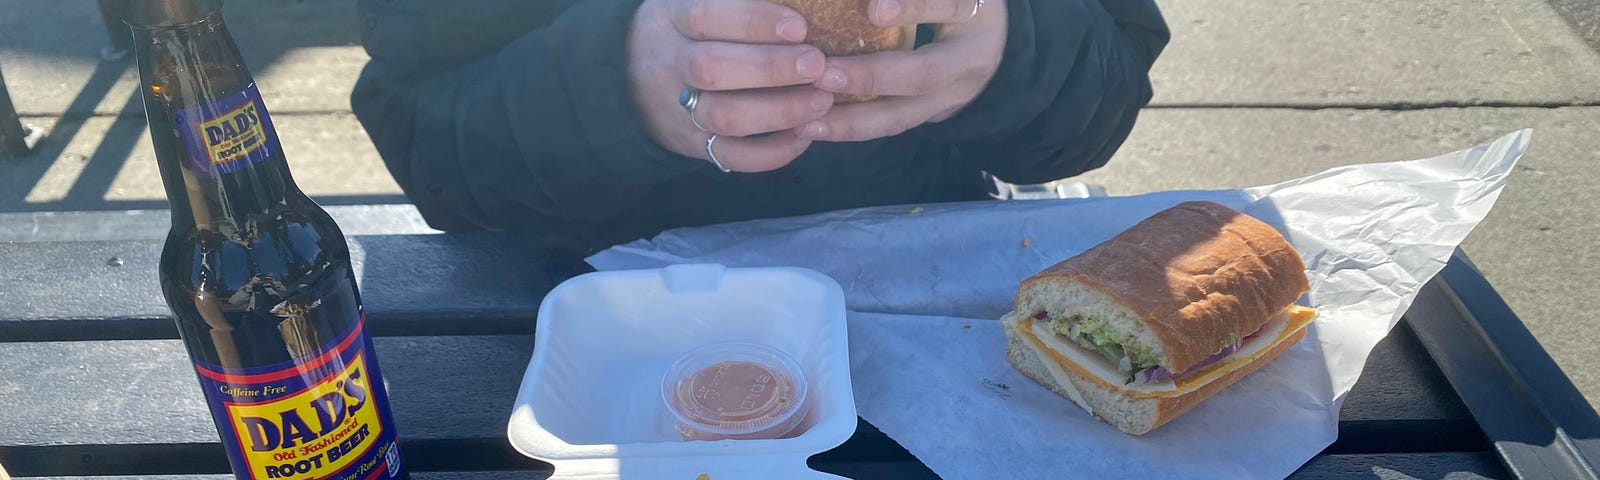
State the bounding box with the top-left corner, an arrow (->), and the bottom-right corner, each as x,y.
2,0 -> 1598,410
1075,0 -> 1600,411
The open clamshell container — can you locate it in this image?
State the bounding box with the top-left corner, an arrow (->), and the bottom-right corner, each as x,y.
508,264 -> 857,479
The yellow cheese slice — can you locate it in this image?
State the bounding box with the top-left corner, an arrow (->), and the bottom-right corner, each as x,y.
1017,305 -> 1317,399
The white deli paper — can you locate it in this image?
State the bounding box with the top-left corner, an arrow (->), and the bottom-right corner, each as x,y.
586,130 -> 1529,479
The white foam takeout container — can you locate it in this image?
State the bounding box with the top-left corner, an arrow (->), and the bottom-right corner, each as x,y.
508,264 -> 858,479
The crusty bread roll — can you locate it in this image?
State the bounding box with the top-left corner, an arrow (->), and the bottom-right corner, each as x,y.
1015,201 -> 1310,373
764,0 -> 917,102
1002,201 -> 1315,435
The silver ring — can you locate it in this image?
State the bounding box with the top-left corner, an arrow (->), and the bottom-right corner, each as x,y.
705,134 -> 731,173
679,88 -> 709,132
969,0 -> 984,18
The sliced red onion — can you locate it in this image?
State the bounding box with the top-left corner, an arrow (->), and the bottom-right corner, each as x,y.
1140,342 -> 1243,384
1196,342 -> 1241,366
1032,312 -> 1049,321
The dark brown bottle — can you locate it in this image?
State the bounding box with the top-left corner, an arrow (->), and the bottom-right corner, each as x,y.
126,1 -> 409,478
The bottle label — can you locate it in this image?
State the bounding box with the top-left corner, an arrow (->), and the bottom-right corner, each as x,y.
193,311 -> 405,479
173,83 -> 281,178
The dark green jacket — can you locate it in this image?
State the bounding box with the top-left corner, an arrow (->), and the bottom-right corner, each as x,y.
351,0 -> 1169,259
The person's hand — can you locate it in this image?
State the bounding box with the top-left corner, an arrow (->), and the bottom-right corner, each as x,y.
628,0 -> 838,172
799,0 -> 1007,142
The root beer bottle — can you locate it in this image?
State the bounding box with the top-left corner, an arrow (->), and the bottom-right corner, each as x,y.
126,1 -> 409,478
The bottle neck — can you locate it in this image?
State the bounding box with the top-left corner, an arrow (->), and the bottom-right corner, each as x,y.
131,12 -> 300,236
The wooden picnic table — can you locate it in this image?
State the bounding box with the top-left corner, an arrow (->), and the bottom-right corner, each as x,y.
1,208 -> 1596,479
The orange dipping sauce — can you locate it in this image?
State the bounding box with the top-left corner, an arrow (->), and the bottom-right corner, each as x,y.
663,344 -> 810,441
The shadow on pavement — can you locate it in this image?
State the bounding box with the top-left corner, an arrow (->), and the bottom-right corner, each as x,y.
0,0 -> 362,76
0,0 -> 386,214
0,60 -> 133,209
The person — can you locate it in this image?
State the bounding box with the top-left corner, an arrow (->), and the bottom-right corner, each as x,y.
351,0 -> 1169,265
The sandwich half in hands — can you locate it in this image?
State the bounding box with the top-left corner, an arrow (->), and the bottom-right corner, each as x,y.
1001,201 -> 1317,435
764,0 -> 917,102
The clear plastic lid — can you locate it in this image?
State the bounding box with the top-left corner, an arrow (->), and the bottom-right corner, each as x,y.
662,342 -> 810,440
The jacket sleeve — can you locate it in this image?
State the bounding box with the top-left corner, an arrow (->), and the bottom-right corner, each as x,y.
350,0 -> 704,234
920,0 -> 1170,184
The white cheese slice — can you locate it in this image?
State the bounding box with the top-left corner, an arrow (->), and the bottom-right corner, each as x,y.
1027,333 -> 1094,414
1028,310 -> 1292,397
1031,321 -> 1179,393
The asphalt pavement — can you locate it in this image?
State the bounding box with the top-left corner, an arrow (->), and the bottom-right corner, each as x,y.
2,0 -> 1597,408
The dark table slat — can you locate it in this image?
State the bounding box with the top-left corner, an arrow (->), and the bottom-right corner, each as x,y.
0,205 -> 437,243
0,422 -> 919,477
0,234 -> 566,342
0,321 -> 1484,476
14,473 -> 545,480
0,439 -> 545,478
0,330 -> 1472,446
1329,321 -> 1486,455
0,336 -> 533,447
1290,452 -> 1508,479
11,453 -> 1510,480
1407,255 -> 1600,480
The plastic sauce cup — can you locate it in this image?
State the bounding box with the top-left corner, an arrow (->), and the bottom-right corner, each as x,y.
663,343 -> 810,441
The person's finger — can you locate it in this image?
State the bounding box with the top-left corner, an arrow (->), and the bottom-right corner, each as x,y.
702,130 -> 813,172
694,86 -> 833,137
869,0 -> 983,26
669,0 -> 809,43
797,96 -> 941,143
680,41 -> 826,91
815,43 -> 973,97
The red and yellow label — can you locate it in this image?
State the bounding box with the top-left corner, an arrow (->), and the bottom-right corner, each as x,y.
192,313 -> 405,479
226,353 -> 382,478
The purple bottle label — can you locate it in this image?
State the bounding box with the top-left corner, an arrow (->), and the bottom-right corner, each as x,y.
173,83 -> 282,178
